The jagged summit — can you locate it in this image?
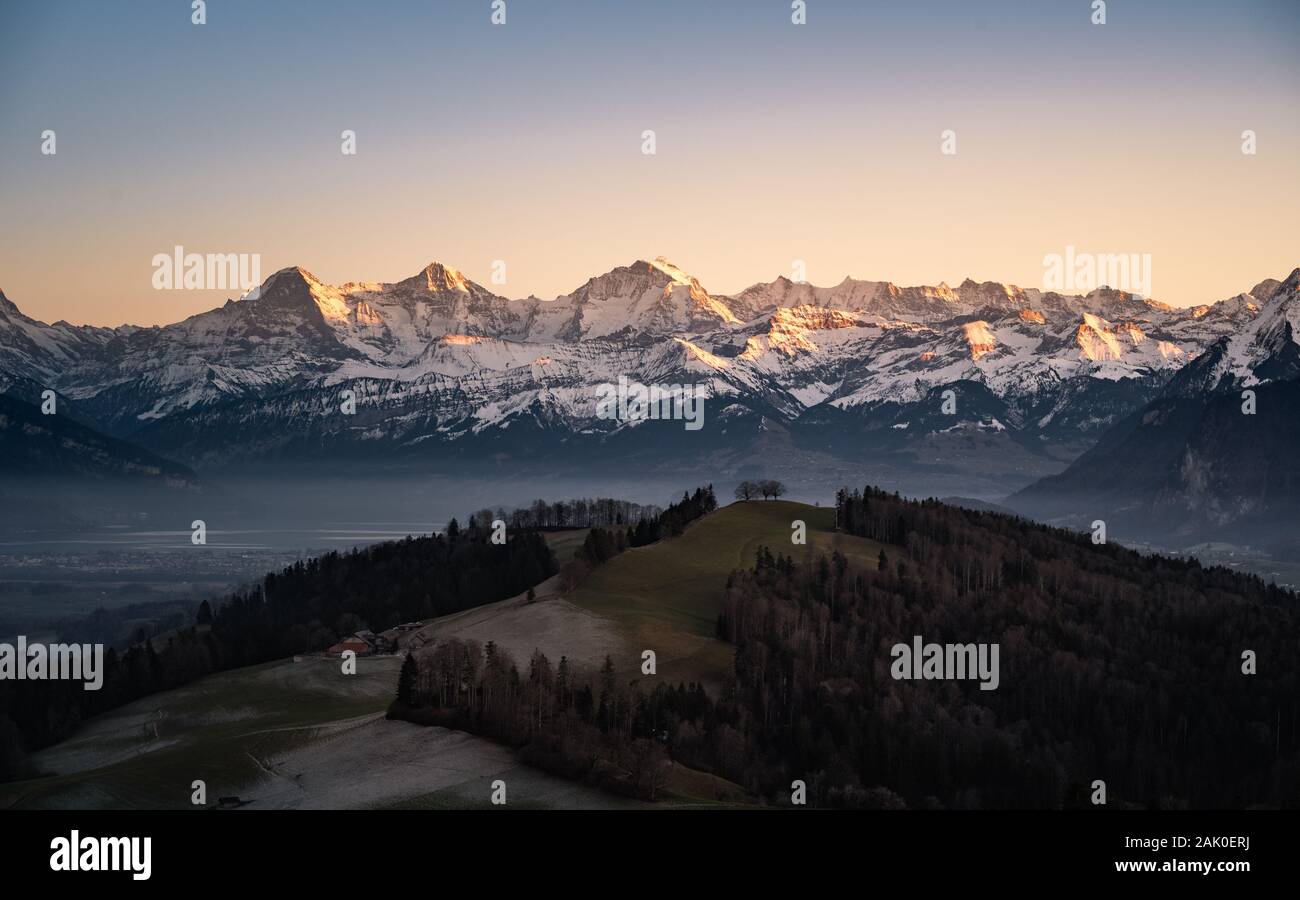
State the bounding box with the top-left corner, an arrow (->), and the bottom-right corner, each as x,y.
247,266 -> 323,300
643,256 -> 694,284
585,258 -> 696,290
397,261 -> 473,294
1276,266 -> 1300,297
268,265 -> 321,283
250,265 -> 325,303
252,262 -> 480,302
1249,277 -> 1283,303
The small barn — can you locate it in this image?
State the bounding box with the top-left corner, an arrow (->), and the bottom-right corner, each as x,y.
326,637 -> 373,657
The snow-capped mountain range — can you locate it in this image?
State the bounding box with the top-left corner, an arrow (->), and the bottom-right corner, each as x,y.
1,258 -> 1296,483
1011,266 -> 1300,545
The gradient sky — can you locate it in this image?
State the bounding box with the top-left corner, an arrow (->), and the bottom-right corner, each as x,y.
1,0 -> 1298,327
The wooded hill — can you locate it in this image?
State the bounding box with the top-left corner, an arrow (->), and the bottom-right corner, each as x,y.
394,486 -> 1299,808
713,487 -> 1298,807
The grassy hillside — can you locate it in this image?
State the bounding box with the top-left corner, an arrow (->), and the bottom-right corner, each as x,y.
1,512 -> 791,810
566,500 -> 882,689
3,502 -> 871,809
0,655 -> 399,809
0,654 -> 649,810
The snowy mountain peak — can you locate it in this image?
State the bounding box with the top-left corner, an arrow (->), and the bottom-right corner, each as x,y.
581,260 -> 679,293
645,257 -> 694,284
1160,273 -> 1300,396
538,258 -> 740,340
246,266 -> 301,298
398,261 -> 473,294
290,265 -> 323,283
255,265 -> 324,297
1249,277 -> 1283,303
1275,267 -> 1300,299
956,278 -> 1024,307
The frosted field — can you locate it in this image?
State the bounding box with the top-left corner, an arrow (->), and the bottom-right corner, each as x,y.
251,714 -> 640,810
1,654 -> 630,810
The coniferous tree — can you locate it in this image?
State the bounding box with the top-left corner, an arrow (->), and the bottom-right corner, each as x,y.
396,652 -> 418,706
